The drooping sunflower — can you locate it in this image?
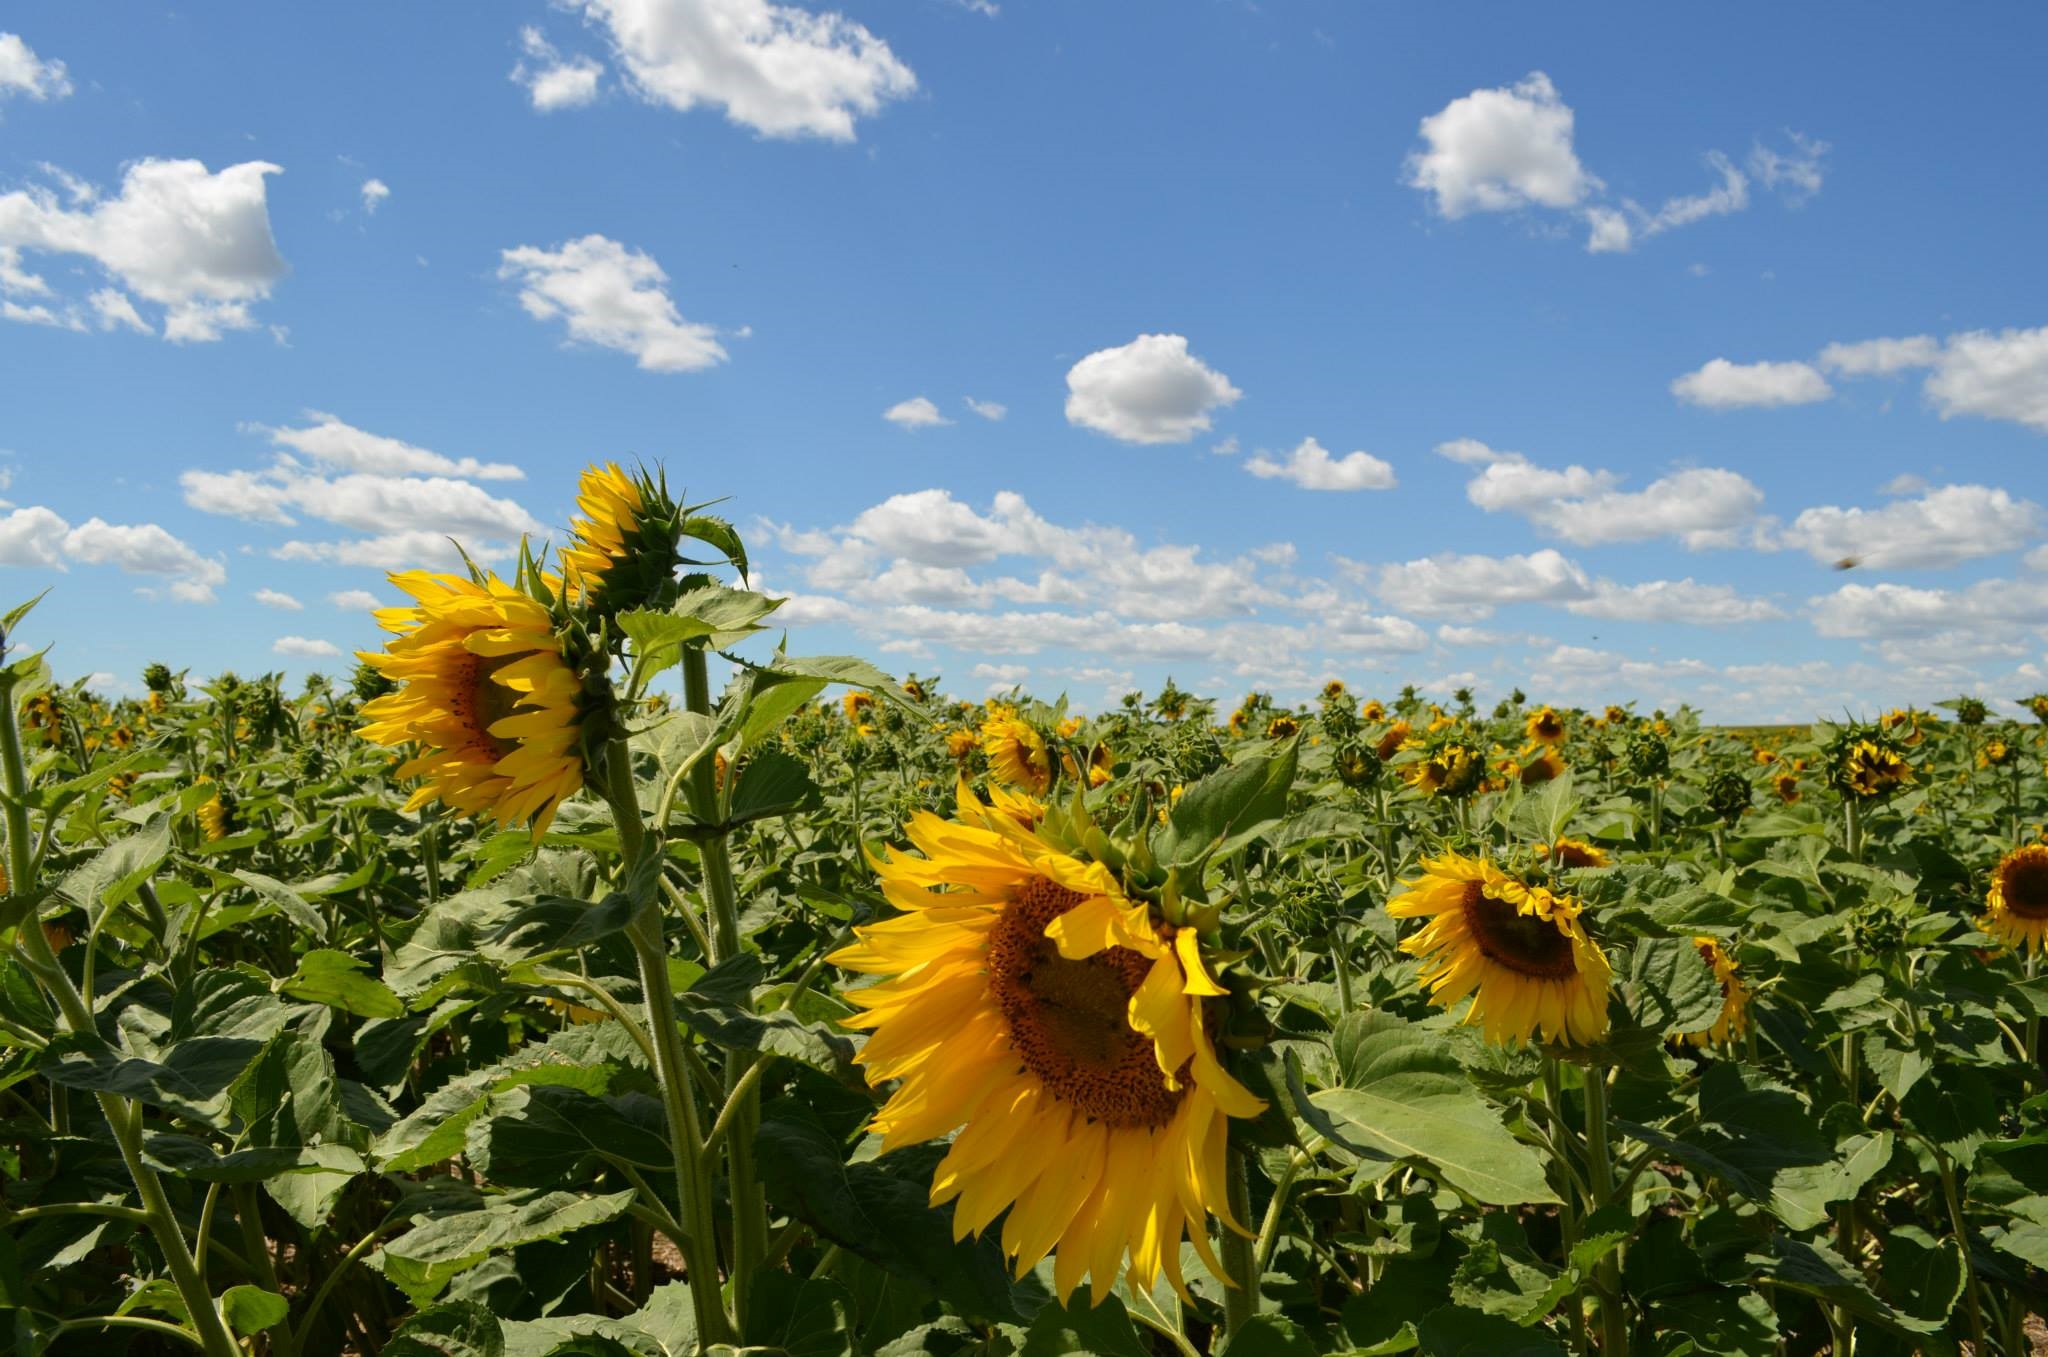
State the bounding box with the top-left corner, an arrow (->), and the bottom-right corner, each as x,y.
2023,693 -> 2048,724
832,785 -> 1267,1303
1387,852 -> 1612,1047
1539,837 -> 1610,869
1525,706 -> 1566,746
1980,844 -> 2048,954
198,786 -> 236,841
1266,714 -> 1300,740
357,572 -> 587,838
1374,719 -> 1411,761
1675,936 -> 1750,1047
1602,704 -> 1628,727
1518,746 -> 1566,786
1359,699 -> 1386,723
980,714 -> 1051,795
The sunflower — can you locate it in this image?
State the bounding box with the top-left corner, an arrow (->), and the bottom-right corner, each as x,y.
1773,772 -> 1801,804
1518,746 -> 1566,786
1386,852 -> 1612,1047
556,461 -> 646,603
1525,707 -> 1566,745
1359,699 -> 1386,723
2024,693 -> 2048,724
1539,837 -> 1610,869
198,787 -> 236,841
1602,705 -> 1628,727
1981,738 -> 2015,769
1838,739 -> 1913,799
357,572 -> 587,838
1879,707 -> 1925,746
1980,844 -> 2048,954
1086,742 -> 1115,788
832,786 -> 1266,1303
945,728 -> 979,761
1321,680 -> 1348,702
903,678 -> 928,703
1056,716 -> 1084,740
1266,714 -> 1300,739
1675,937 -> 1750,1046
1407,742 -> 1482,799
843,691 -> 876,721
1752,747 -> 1777,766
981,715 -> 1051,795
1375,719 -> 1411,761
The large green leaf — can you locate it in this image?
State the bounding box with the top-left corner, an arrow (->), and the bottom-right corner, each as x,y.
280,948 -> 405,1019
467,1084 -> 672,1186
754,1110 -> 1034,1323
1306,1013 -> 1558,1206
1153,741 -> 1299,869
384,1301 -> 505,1357
374,1024 -> 636,1171
1016,1296 -> 1149,1357
381,1188 -> 637,1304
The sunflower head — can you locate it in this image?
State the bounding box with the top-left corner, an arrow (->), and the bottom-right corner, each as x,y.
1773,772 -> 1801,803
1518,746 -> 1566,787
1266,714 -> 1300,740
1320,680 -> 1348,703
1952,696 -> 1989,727
945,728 -> 979,761
1625,730 -> 1671,780
2022,693 -> 2048,724
1525,706 -> 1566,745
832,783 -> 1267,1303
980,714 -> 1052,796
1374,719 -> 1412,761
356,569 -> 594,839
555,461 -> 744,618
1602,704 -> 1628,727
1752,746 -> 1777,765
1387,852 -> 1611,1047
1704,769 -> 1752,824
1981,844 -> 2048,954
1407,739 -> 1483,799
1981,738 -> 2016,769
843,690 -> 877,722
1360,698 -> 1386,723
1539,837 -> 1610,870
1674,937 -> 1750,1047
1828,728 -> 1914,801
1334,742 -> 1381,790
198,787 -> 237,842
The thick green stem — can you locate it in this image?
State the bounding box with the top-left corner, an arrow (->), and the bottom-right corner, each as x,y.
1582,1071 -> 1628,1355
1219,1144 -> 1258,1337
606,738 -> 734,1347
0,680 -> 243,1357
1251,1151 -> 1307,1282
681,648 -> 766,1329
1937,1154 -> 1989,1357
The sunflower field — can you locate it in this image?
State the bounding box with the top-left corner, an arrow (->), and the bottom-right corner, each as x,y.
5,463 -> 2048,1357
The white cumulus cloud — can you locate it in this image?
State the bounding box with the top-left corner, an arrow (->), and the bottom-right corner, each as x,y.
1405,72 -> 1596,219
0,33 -> 70,101
964,397 -> 1006,421
360,178 -> 390,214
1923,325 -> 2048,432
499,233 -> 727,373
513,26 -> 604,110
883,396 -> 949,429
1064,334 -> 1241,445
1818,335 -> 1940,376
1671,358 -> 1832,409
256,412 -> 524,480
328,589 -> 383,610
561,0 -> 916,140
1782,483 -> 2040,569
1245,437 -> 1396,491
273,636 -> 341,658
0,159 -> 287,342
253,587 -> 303,610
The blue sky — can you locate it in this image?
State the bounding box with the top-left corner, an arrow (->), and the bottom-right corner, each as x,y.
3,2 -> 2045,720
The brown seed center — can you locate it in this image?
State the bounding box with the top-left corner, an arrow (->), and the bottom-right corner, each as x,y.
450,652 -> 522,761
2004,853 -> 2048,920
987,877 -> 1184,1129
1460,881 -> 1579,980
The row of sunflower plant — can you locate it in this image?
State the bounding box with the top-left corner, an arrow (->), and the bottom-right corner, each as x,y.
1,461 -> 2046,1355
